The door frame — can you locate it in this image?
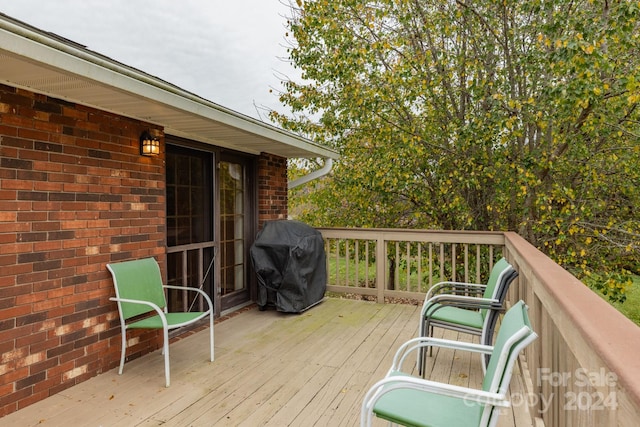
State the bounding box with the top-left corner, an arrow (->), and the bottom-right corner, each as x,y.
165,137 -> 258,316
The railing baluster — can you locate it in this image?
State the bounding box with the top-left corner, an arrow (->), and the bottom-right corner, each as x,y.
439,244 -> 445,282
463,243 -> 469,283
345,240 -> 350,287
489,245 -> 494,269
365,240 -> 370,288
476,245 -> 481,283
428,242 -> 433,288
376,233 -> 385,301
325,239 -> 330,285
451,243 -> 457,282
335,239 -> 340,287
406,241 -> 411,292
417,243 -> 422,293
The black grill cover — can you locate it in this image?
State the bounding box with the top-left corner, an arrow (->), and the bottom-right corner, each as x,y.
250,220 -> 326,313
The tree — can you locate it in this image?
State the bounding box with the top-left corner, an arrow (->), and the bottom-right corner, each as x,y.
272,0 -> 640,301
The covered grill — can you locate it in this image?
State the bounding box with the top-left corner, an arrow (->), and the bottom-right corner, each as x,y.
250,220 -> 327,313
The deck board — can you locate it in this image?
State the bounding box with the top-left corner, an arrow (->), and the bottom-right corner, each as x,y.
1,298 -> 532,427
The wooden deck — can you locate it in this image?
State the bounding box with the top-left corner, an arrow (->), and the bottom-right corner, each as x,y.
3,298 -> 533,426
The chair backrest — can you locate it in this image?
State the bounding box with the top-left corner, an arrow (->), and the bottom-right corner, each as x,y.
480,258 -> 515,318
481,258 -> 511,299
481,300 -> 537,395
107,257 -> 167,320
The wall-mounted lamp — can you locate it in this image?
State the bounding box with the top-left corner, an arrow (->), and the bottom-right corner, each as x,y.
140,131 -> 160,156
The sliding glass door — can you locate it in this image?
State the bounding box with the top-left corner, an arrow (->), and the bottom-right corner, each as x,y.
218,156 -> 252,311
165,141 -> 255,315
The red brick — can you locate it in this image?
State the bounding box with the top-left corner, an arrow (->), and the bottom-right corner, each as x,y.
0,190 -> 18,200
17,390 -> 50,410
0,262 -> 33,276
15,290 -> 48,305
0,83 -> 165,417
31,201 -> 62,211
0,326 -> 32,349
32,241 -> 63,252
45,360 -> 74,380
33,119 -> 62,134
15,330 -> 47,349
33,181 -> 64,192
0,222 -> 29,233
1,179 -> 33,191
19,149 -> 49,162
1,114 -> 34,128
16,211 -> 46,222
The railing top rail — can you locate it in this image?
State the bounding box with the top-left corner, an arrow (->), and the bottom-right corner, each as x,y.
504,232 -> 640,410
316,227 -> 506,245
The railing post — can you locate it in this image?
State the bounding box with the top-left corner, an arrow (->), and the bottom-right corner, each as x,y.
376,233 -> 385,303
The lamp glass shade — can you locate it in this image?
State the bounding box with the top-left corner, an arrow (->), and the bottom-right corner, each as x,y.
141,137 -> 160,156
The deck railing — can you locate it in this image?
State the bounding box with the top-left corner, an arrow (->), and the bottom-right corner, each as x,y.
317,228 -> 507,302
317,227 -> 640,427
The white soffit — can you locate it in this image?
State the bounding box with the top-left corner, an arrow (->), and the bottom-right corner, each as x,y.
0,14 -> 338,160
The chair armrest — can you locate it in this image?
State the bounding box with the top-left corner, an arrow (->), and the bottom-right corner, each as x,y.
421,294 -> 501,319
109,297 -> 168,328
361,375 -> 509,426
368,374 -> 509,405
162,285 -> 214,314
391,336 -> 493,372
425,281 -> 486,300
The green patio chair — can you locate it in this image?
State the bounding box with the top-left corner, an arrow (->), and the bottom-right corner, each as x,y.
418,257 -> 518,374
361,300 -> 537,427
107,257 -> 214,387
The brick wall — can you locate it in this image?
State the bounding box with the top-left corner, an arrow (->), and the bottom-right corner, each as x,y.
0,85 -> 166,416
257,153 -> 288,228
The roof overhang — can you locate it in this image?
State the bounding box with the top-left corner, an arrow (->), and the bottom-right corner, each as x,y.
0,13 -> 338,160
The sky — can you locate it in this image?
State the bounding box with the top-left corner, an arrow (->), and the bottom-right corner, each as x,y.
0,0 -> 298,122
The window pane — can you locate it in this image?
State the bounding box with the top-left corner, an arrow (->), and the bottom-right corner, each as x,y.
219,160 -> 245,296
166,148 -> 212,246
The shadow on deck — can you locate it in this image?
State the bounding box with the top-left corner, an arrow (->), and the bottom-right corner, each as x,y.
3,298 -> 533,426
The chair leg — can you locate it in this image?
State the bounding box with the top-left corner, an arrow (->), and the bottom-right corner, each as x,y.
428,325 -> 434,357
417,319 -> 434,377
417,318 -> 426,376
118,329 -> 127,375
209,313 -> 214,362
420,324 -> 433,379
162,327 -> 170,387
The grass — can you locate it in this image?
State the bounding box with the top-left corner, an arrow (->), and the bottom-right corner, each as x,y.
326,257 -> 442,292
326,257 -> 376,288
328,256 -> 640,326
607,276 -> 640,326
